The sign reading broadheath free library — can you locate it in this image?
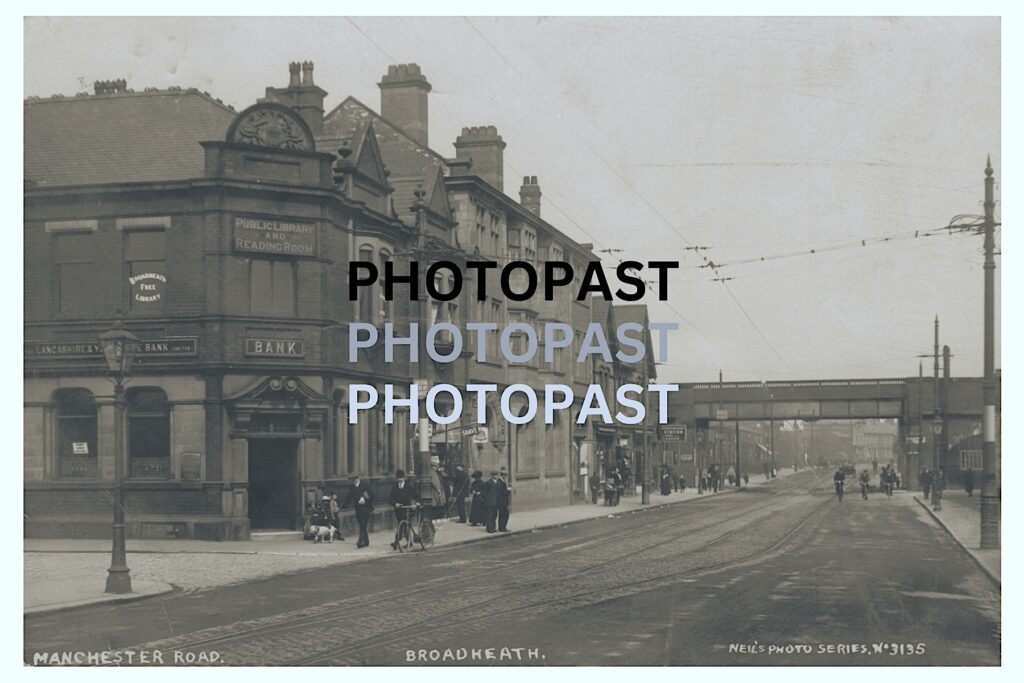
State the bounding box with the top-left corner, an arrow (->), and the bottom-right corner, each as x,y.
232,216 -> 317,257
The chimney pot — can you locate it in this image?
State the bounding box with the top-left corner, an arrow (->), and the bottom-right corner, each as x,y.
288,62 -> 301,87
454,125 -> 506,192
378,63 -> 432,147
519,174 -> 542,216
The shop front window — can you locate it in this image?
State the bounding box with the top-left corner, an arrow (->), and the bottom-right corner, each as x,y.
128,388 -> 171,479
56,389 -> 98,478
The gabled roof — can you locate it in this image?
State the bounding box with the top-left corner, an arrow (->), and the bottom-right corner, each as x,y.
389,165 -> 452,224
25,89 -> 235,187
322,96 -> 445,183
353,122 -> 389,189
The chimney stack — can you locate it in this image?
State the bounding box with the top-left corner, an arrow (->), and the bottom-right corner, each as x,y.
262,61 -> 327,137
454,126 -> 506,193
93,79 -> 128,96
520,176 -> 541,216
379,64 -> 432,147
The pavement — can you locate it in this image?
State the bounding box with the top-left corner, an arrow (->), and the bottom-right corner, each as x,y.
913,488 -> 1001,585
24,469 -> 797,614
24,469 -> 1000,666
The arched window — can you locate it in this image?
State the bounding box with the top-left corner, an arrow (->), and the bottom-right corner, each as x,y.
128,388 -> 170,479
379,249 -> 392,319
358,245 -> 375,323
56,389 -> 98,478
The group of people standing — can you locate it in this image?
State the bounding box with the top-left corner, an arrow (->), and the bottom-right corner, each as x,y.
303,458 -> 514,549
465,468 -> 513,532
659,464 -> 686,496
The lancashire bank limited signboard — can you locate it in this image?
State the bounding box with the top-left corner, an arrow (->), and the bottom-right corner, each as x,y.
232,216 -> 317,257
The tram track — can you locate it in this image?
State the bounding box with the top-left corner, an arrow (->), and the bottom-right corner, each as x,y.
290,494 -> 831,665
119,477 -> 825,664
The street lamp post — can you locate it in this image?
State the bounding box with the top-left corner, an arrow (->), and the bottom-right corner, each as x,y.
98,322 -> 141,594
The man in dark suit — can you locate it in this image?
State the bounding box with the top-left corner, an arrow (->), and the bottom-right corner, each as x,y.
345,473 -> 373,548
482,471 -> 500,533
389,469 -> 419,549
451,464 -> 469,523
497,468 -> 512,532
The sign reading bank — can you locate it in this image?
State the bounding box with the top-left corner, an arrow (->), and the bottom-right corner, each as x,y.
232,216 -> 317,257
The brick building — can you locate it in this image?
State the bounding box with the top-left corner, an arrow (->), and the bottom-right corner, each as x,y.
24,63 -> 659,539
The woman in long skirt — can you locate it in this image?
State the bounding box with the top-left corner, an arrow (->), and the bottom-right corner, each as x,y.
469,470 -> 485,526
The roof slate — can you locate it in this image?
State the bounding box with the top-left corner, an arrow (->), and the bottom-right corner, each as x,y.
25,90 -> 235,186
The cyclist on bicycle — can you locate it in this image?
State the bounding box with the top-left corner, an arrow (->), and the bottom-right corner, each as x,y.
858,469 -> 871,500
389,469 -> 420,550
880,465 -> 895,497
833,467 -> 846,501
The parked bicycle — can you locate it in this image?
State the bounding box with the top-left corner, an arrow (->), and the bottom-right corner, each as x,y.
394,504 -> 435,552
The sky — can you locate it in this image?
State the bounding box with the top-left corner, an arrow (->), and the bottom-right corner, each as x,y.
22,16 -> 1002,383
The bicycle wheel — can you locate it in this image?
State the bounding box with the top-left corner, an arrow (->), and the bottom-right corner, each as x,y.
418,519 -> 435,550
396,520 -> 413,553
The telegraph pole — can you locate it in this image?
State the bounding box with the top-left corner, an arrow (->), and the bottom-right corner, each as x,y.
980,156 -> 1000,549
933,316 -> 941,471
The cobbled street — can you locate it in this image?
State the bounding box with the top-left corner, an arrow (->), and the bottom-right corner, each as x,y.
24,470 -> 1000,666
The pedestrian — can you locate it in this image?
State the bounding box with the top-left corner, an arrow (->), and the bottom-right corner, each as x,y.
428,455 -> 449,520
329,493 -> 345,541
346,473 -> 372,548
698,469 -> 707,494
672,466 -> 682,493
469,470 -> 485,526
932,468 -> 945,511
389,469 -> 419,549
660,468 -> 672,496
483,471 -> 500,533
920,468 -> 933,500
451,464 -> 469,522
497,468 -> 512,532
612,466 -> 624,505
963,468 -> 976,497
590,478 -> 600,505
742,471 -> 749,486
604,474 -> 616,506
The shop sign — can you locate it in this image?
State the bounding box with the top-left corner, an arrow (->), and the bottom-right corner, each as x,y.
71,442 -> 89,455
680,453 -> 695,462
245,338 -> 304,357
25,338 -> 197,359
130,272 -> 166,305
715,409 -> 729,420
662,424 -> 688,440
232,216 -> 317,257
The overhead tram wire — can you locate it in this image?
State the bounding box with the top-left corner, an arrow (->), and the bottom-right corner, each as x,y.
603,218 -> 995,282
345,17 -> 711,341
461,18 -> 803,372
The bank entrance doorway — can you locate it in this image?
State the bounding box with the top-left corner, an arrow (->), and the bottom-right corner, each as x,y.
248,439 -> 299,530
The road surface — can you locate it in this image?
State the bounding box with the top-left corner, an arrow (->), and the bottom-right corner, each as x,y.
24,470 -> 1000,666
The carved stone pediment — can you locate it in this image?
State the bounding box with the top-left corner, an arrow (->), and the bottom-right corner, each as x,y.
226,103 -> 315,152
226,376 -> 328,437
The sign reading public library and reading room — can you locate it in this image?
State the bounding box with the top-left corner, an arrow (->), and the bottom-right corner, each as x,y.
232,216 -> 317,257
